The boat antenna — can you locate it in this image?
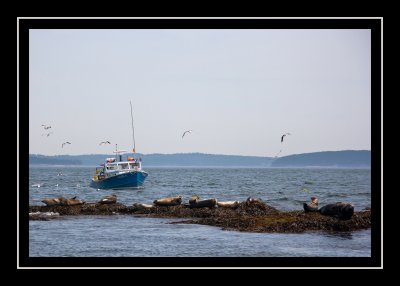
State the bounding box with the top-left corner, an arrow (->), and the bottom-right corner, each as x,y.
130,100 -> 136,153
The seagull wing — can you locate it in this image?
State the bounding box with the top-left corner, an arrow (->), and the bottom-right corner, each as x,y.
62,142 -> 71,148
182,130 -> 192,138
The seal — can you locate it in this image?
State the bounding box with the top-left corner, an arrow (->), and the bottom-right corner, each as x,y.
41,197 -> 62,206
246,197 -> 263,204
303,196 -> 319,213
132,203 -> 153,210
98,195 -> 117,204
64,197 -> 85,206
189,195 -> 200,204
189,198 -> 217,209
153,196 -> 182,206
217,201 -> 240,209
319,202 -> 354,220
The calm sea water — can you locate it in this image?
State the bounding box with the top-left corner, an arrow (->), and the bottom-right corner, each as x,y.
28,166 -> 371,257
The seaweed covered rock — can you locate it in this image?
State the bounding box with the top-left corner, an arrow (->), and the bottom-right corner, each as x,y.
235,197 -> 279,216
190,210 -> 371,233
29,203 -> 129,216
29,195 -> 370,233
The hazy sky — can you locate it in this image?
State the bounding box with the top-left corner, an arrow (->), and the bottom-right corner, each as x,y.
29,29 -> 371,156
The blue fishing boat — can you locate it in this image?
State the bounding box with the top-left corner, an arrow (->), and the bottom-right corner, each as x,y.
89,101 -> 148,189
90,152 -> 148,189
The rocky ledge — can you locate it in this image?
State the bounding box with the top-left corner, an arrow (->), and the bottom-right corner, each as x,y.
29,199 -> 371,233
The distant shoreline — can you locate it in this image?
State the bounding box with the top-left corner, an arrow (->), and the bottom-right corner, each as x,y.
29,164 -> 371,169
29,150 -> 371,168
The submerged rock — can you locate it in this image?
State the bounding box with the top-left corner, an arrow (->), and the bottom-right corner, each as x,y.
29,211 -> 60,221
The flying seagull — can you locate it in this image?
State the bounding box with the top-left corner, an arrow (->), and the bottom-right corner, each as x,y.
281,133 -> 291,143
41,125 -> 51,130
99,141 -> 111,145
62,142 -> 71,148
41,131 -> 53,137
182,130 -> 193,138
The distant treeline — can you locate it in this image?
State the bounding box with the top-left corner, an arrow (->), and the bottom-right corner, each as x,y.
29,153 -> 273,167
271,150 -> 371,167
29,154 -> 82,165
29,150 -> 371,168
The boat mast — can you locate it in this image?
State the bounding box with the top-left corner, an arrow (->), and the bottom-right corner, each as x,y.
130,100 -> 136,153
116,144 -> 121,162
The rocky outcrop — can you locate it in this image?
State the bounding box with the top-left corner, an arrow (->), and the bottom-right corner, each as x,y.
29,197 -> 370,233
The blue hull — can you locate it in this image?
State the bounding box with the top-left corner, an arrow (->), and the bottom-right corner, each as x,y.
90,171 -> 148,189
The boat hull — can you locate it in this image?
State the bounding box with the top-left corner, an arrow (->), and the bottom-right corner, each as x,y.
90,171 -> 148,190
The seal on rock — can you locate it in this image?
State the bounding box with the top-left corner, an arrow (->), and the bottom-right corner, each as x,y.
303,197 -> 319,213
189,198 -> 217,209
98,195 -> 117,204
217,201 -> 240,209
153,196 -> 182,206
319,202 -> 354,220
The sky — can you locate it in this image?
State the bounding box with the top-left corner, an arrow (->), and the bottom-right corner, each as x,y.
29,29 -> 371,157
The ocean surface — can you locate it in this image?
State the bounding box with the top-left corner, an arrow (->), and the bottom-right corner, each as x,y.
28,166 -> 371,257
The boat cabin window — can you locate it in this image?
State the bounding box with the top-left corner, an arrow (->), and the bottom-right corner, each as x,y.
119,163 -> 129,169
106,165 -> 118,170
129,162 -> 140,168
